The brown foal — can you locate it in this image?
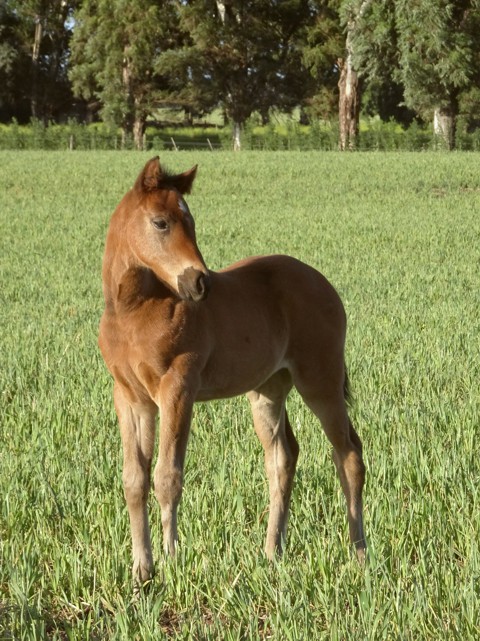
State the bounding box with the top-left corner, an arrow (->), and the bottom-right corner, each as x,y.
98,157 -> 366,587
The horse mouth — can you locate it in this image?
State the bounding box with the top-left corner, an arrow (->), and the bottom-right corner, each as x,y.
177,268 -> 211,302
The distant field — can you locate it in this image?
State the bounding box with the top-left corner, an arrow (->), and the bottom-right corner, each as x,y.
1,150 -> 479,640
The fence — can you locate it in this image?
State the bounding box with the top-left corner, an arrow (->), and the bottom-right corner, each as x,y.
1,119 -> 480,151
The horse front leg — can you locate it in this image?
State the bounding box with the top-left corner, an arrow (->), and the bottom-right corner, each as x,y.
154,370 -> 196,556
114,384 -> 157,588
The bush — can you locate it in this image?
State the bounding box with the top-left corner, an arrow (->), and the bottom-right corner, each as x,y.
1,117 -> 479,151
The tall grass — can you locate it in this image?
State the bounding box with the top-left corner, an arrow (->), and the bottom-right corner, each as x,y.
1,151 -> 479,639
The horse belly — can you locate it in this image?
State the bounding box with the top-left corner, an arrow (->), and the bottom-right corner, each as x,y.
196,331 -> 287,401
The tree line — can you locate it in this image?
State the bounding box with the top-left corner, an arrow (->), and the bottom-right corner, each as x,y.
1,0 -> 480,150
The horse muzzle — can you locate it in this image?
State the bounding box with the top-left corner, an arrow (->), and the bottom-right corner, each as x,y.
177,267 -> 211,302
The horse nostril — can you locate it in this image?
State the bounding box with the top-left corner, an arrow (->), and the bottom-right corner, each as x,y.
196,272 -> 210,299
197,274 -> 205,295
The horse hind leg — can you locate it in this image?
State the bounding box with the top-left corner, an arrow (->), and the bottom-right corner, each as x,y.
341,418 -> 366,561
247,370 -> 299,559
300,385 -> 366,561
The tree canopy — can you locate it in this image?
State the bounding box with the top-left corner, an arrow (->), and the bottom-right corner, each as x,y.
351,0 -> 480,148
69,0 -> 186,147
0,0 -> 78,122
2,0 -> 480,149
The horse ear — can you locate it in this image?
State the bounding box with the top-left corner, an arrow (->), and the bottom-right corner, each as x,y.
135,156 -> 162,193
170,165 -> 198,194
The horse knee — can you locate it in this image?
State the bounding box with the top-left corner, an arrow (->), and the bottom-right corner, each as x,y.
335,446 -> 365,490
349,421 -> 363,455
347,449 -> 365,485
123,468 -> 150,506
154,467 -> 183,509
287,432 -> 299,466
265,440 -> 297,493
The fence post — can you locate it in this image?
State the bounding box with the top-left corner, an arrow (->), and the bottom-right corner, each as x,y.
170,137 -> 178,151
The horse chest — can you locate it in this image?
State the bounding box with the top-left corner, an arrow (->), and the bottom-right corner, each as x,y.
100,306 -> 202,403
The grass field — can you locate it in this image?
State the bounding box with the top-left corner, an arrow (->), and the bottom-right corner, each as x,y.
1,150 -> 479,640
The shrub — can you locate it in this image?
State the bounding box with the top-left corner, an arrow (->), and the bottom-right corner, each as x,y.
0,117 -> 479,151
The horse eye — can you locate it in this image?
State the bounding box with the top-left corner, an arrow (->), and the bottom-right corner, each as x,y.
152,218 -> 168,232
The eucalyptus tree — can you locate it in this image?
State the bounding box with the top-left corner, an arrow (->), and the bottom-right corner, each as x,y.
352,0 -> 480,149
395,0 -> 480,148
172,0 -> 312,150
303,0 -> 371,150
69,0 -> 184,148
343,0 -> 412,125
0,0 -> 78,122
0,2 -> 29,121
302,0 -> 343,123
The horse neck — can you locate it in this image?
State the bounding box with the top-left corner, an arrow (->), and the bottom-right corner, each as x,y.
102,197 -> 141,310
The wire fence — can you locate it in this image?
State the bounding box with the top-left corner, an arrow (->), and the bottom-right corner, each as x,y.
2,119 -> 480,151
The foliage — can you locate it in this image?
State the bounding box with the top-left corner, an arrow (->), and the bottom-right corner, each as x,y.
301,0 -> 343,121
69,0 -> 185,146
396,0 -> 480,114
1,0 -> 480,149
1,150 -> 480,638
343,0 -> 413,125
353,0 -> 480,132
0,2 -> 30,122
0,0 -> 79,123
162,0 -> 314,133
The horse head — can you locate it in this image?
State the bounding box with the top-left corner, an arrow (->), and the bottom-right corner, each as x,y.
115,156 -> 210,302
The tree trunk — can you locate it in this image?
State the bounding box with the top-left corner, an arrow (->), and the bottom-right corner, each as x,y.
338,0 -> 371,151
232,121 -> 242,151
31,16 -> 43,119
121,46 -> 134,148
216,0 -> 226,23
133,113 -> 146,151
338,54 -> 360,150
434,106 -> 456,150
183,107 -> 193,126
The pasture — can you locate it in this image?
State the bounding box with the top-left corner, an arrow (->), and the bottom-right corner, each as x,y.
1,150 -> 479,640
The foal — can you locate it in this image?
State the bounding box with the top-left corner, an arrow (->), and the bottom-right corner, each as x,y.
98,157 -> 366,586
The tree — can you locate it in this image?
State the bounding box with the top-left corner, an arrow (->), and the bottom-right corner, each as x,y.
172,0 -> 313,150
0,0 -> 78,123
336,0 -> 376,149
302,0 -> 344,122
69,0 -> 185,148
0,2 -> 30,122
303,0 -> 370,150
345,0 -> 414,126
395,0 -> 480,149
352,0 -> 480,149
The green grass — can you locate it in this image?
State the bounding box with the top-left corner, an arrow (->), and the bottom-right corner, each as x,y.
1,150 -> 479,640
